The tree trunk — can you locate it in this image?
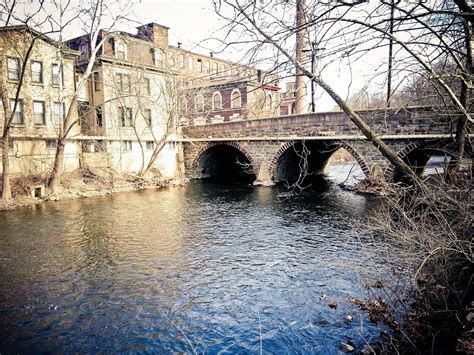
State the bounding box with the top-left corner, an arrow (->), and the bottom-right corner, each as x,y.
1,134 -> 11,200
49,140 -> 65,194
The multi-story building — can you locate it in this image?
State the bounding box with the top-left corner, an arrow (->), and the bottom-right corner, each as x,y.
1,22 -> 283,180
0,25 -> 80,177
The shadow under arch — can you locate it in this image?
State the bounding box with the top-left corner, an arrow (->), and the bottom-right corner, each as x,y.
388,139 -> 473,182
267,140 -> 371,184
191,142 -> 257,183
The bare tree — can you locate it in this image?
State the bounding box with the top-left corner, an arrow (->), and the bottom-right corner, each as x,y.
212,0 -> 473,180
48,0 -> 134,193
0,1 -> 57,200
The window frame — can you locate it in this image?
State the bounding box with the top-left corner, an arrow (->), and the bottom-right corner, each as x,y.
116,42 -> 126,60
10,98 -> 24,124
143,108 -> 152,127
119,106 -> 133,127
188,56 -> 194,71
7,57 -> 20,81
33,100 -> 46,126
123,140 -> 133,151
197,59 -> 202,73
195,94 -> 204,112
231,89 -> 242,109
212,92 -> 222,110
30,60 -> 43,84
51,64 -> 63,86
146,141 -> 154,151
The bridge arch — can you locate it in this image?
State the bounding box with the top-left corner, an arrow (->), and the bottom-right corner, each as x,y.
191,142 -> 257,183
387,139 -> 472,182
267,140 -> 371,183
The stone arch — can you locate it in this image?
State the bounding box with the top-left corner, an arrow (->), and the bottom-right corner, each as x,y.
191,141 -> 258,174
267,140 -> 371,180
385,139 -> 472,181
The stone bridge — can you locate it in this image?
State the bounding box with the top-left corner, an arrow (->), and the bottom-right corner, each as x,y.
180,107 -> 472,185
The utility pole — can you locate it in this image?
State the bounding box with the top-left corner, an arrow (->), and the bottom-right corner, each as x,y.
387,0 -> 394,107
295,0 -> 309,114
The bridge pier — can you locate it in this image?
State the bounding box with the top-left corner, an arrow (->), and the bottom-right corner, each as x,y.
253,164 -> 275,186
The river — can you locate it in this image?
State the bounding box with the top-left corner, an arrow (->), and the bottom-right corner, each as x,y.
0,164 -> 402,353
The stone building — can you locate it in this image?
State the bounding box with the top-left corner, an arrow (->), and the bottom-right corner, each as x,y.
65,24 -> 180,176
0,25 -> 80,177
1,22 -> 283,180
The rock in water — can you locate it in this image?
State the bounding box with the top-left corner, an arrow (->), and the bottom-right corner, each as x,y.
338,343 -> 355,352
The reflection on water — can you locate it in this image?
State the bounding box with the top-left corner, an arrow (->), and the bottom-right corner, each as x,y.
0,165 -> 399,353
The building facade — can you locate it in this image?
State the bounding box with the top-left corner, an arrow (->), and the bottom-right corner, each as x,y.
1,22 -> 284,180
0,25 -> 80,176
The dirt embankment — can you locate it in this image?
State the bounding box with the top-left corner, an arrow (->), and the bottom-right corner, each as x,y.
0,169 -> 187,211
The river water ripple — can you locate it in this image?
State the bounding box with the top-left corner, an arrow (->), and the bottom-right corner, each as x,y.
0,167 -> 400,353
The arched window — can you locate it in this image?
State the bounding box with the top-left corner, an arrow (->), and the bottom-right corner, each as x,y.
213,62 -> 218,75
212,92 -> 222,109
205,60 -> 210,74
179,54 -> 184,69
231,89 -> 241,108
195,95 -> 204,112
188,56 -> 194,71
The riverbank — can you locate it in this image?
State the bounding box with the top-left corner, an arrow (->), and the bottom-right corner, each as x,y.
0,168 -> 187,211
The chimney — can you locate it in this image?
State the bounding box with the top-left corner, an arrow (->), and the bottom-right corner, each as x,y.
136,23 -> 169,46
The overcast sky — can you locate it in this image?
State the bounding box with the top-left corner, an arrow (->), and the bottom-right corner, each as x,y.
10,0 -> 405,111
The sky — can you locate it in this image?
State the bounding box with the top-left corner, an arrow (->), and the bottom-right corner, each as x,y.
8,0 -> 428,112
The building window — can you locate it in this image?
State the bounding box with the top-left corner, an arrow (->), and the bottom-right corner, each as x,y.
10,99 -> 24,124
96,106 -> 103,127
7,57 -> 20,80
213,62 -> 218,76
146,141 -> 154,150
33,101 -> 46,125
116,73 -> 131,93
31,61 -> 43,83
53,101 -> 66,126
93,72 -> 101,91
156,49 -> 164,68
221,64 -> 226,76
265,93 -> 273,110
179,54 -> 184,69
116,42 -> 125,59
144,78 -> 151,96
231,89 -> 242,108
79,44 -> 88,57
197,59 -> 202,73
212,92 -> 222,109
46,140 -> 57,149
123,140 -> 132,151
51,64 -> 63,86
143,109 -> 152,127
195,95 -> 204,112
169,52 -> 175,67
188,56 -> 194,71
205,60 -> 210,74
119,106 -> 133,127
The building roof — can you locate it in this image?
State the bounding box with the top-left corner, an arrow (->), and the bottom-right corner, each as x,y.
0,25 -> 80,57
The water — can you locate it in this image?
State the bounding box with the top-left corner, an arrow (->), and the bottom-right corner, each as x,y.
0,165 -> 399,353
